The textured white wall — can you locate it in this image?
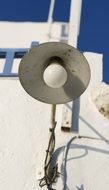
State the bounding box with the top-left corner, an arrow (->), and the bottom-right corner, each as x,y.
91,82 -> 109,119
0,79 -> 51,190
0,21 -> 109,190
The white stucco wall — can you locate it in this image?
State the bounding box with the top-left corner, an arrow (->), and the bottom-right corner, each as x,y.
0,22 -> 68,48
0,21 -> 109,190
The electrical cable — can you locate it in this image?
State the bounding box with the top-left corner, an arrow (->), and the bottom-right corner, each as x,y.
39,121 -> 60,189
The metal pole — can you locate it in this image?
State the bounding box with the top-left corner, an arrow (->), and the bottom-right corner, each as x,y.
39,107 -> 57,188
61,0 -> 83,132
48,0 -> 55,23
51,104 -> 56,125
68,0 -> 82,47
47,0 -> 55,41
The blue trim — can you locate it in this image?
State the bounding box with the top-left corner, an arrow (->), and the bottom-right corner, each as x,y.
0,41 -> 39,77
3,50 -> 16,75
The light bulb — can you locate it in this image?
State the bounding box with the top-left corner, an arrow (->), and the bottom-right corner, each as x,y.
43,63 -> 67,88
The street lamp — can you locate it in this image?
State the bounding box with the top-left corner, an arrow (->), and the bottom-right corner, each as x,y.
18,42 -> 91,188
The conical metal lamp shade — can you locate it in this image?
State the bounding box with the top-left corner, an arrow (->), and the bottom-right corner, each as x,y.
18,42 -> 91,104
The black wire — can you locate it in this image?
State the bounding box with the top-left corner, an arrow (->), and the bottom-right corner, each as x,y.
39,121 -> 59,188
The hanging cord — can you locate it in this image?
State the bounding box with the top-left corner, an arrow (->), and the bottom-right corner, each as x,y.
39,121 -> 60,189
